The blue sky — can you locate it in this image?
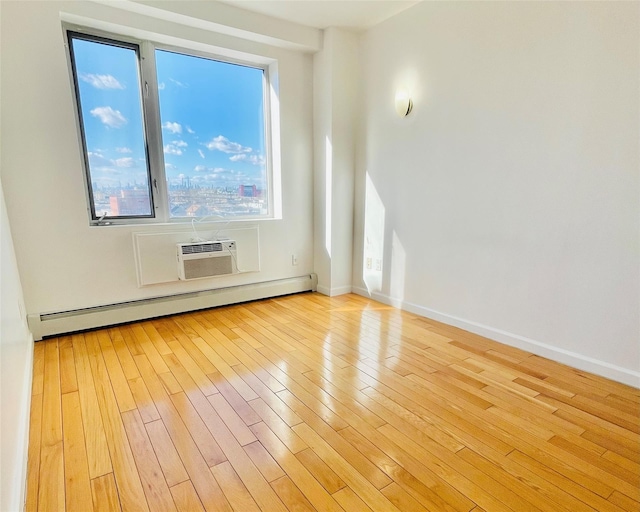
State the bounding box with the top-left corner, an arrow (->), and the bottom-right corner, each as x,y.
72,38 -> 267,192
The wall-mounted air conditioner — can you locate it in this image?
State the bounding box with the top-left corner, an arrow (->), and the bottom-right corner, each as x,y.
177,240 -> 238,280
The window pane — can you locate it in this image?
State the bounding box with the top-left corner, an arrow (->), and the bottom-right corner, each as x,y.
70,36 -> 153,218
155,50 -> 268,218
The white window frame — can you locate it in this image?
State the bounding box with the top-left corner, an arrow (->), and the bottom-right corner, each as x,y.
64,24 -> 279,226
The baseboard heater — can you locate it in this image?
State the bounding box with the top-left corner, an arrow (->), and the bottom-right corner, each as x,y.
28,274 -> 317,341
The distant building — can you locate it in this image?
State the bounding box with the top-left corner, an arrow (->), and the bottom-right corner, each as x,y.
239,184 -> 257,197
186,204 -> 203,217
110,189 -> 149,216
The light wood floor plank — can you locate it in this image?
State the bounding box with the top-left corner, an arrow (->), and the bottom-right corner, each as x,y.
247,397 -> 308,453
250,421 -> 345,512
91,474 -> 122,512
457,447 -> 573,512
59,337 -> 78,394
295,447 -> 346,494
208,392 -> 258,446
507,449 -> 627,512
337,424 -> 473,512
72,334 -> 113,479
169,373 -> 289,512
170,481 -> 205,512
292,422 -> 402,512
378,422 -> 541,512
142,322 -> 173,356
119,325 -> 144,357
26,393 -> 43,512
332,487 -> 373,512
343,372 -> 512,457
243,441 -> 286,482
270,475 -> 317,512
133,353 -> 233,512
85,333 -> 150,512
32,341 -> 45,396
276,388 -> 395,490
608,490 -> 640,512
108,328 -> 140,380
602,449 -> 640,474
145,419 -> 189,488
159,319 -> 218,375
189,335 -> 259,402
37,340 -> 65,512
130,324 -> 171,374
170,391 -> 227,466
303,370 -> 387,430
165,339 -> 220,396
61,392 -> 92,512
121,409 -> 177,512
380,482 -> 433,512
210,461 -> 261,512
214,377 -> 263,426
128,376 -> 161,423
25,293 -> 639,512
96,331 -> 137,413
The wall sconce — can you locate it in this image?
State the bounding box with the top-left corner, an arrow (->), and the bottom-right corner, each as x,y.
395,89 -> 413,117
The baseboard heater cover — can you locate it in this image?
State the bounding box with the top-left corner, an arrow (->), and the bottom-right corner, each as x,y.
28,274 -> 317,340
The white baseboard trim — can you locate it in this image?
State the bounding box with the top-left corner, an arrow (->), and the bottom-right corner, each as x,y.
352,286 -> 640,388
29,274 -> 317,340
317,284 -> 353,297
18,335 -> 34,512
0,332 -> 34,512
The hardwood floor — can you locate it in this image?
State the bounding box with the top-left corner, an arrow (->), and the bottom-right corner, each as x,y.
26,292 -> 639,512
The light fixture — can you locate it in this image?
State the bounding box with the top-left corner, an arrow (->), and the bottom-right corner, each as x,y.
395,89 -> 413,117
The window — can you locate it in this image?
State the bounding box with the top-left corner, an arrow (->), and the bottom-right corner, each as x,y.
67,30 -> 274,224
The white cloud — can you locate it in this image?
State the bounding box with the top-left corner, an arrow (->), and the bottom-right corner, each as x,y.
114,157 -> 134,168
162,121 -> 182,134
116,147 -> 132,154
87,151 -> 111,167
163,139 -> 186,155
90,106 -> 127,128
97,168 -> 122,175
164,144 -> 183,155
186,126 -> 195,134
79,73 -> 124,90
88,152 -> 136,173
170,78 -> 187,88
198,149 -> 205,159
229,153 -> 265,166
205,135 -> 252,154
193,165 -> 227,173
158,82 -> 166,90
165,163 -> 177,170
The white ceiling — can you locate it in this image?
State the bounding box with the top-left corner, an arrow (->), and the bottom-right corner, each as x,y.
218,0 -> 420,31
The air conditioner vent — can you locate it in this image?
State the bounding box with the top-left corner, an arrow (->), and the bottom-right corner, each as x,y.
181,242 -> 223,255
176,240 -> 238,280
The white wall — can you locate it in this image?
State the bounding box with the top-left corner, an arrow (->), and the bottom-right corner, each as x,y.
313,28 -> 358,296
0,175 -> 33,511
1,0 -> 315,317
354,1 -> 640,385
